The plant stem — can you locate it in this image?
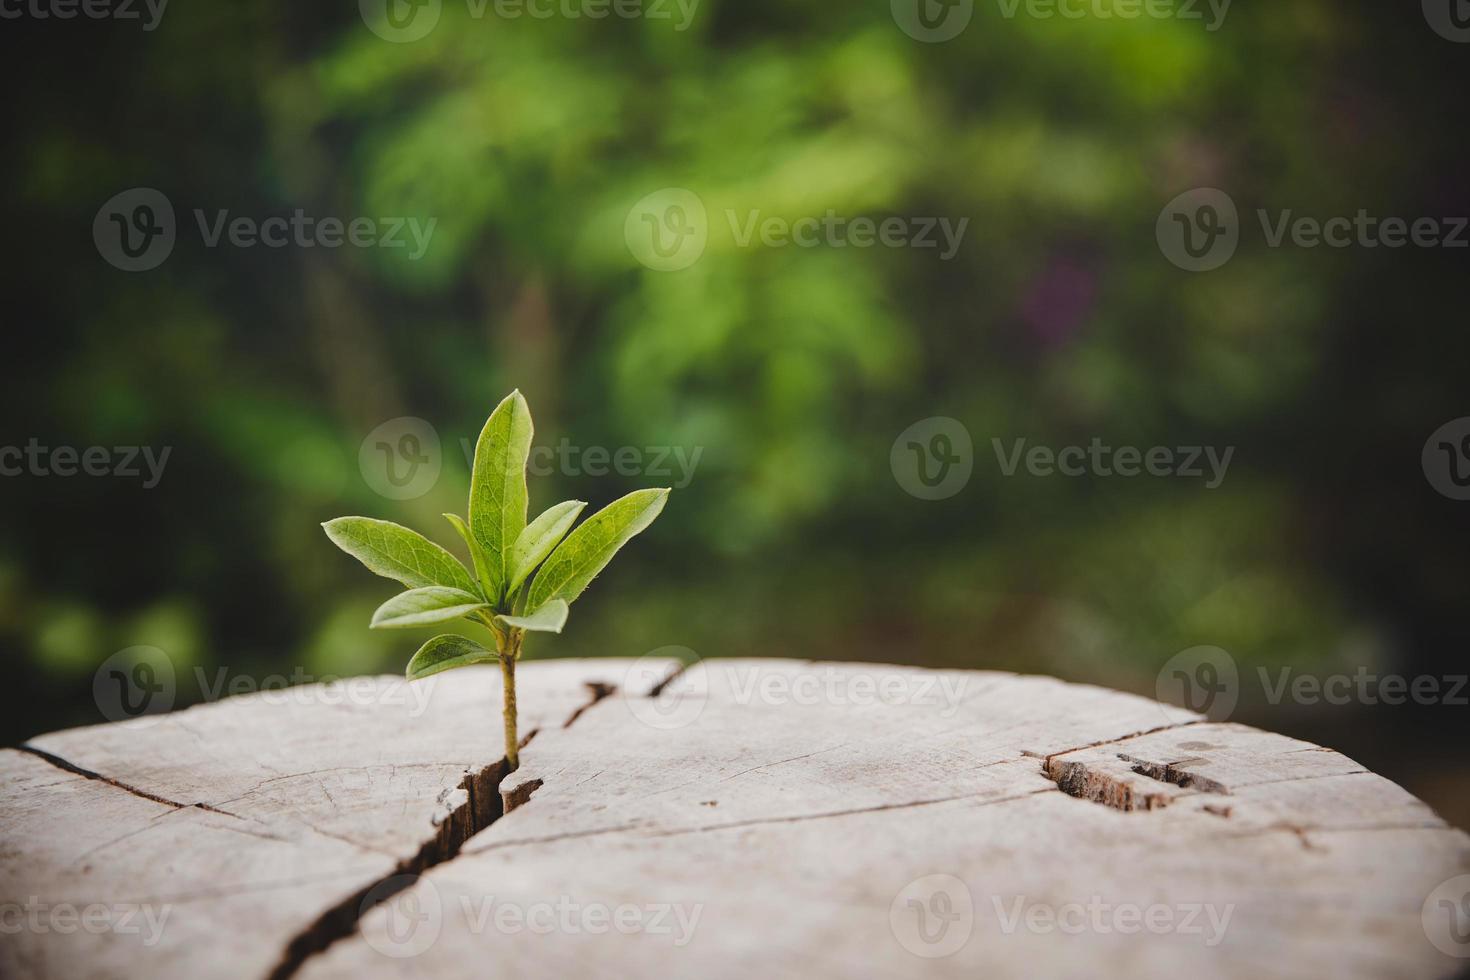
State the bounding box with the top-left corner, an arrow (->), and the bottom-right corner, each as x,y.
478,611 -> 521,771
500,648 -> 519,771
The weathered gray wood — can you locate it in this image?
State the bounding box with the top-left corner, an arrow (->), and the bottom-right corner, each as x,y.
1,659 -> 673,979
309,661 -> 1470,980
5,659 -> 1467,980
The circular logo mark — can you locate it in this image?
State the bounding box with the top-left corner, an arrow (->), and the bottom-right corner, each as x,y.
1422,417 -> 1470,501
1156,188 -> 1239,272
891,0 -> 974,42
93,646 -> 176,725
1424,0 -> 1470,42
362,875 -> 442,959
622,648 -> 708,730
1423,874 -> 1470,958
890,874 -> 974,958
891,417 -> 973,501
625,188 -> 707,272
1156,646 -> 1239,723
360,417 -> 442,500
360,0 -> 441,42
94,188 -> 175,272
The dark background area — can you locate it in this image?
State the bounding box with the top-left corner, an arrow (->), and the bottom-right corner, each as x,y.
1,2 -> 1467,826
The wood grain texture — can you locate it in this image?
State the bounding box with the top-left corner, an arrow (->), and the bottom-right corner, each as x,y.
2,658 -> 672,979
5,659 -> 1467,979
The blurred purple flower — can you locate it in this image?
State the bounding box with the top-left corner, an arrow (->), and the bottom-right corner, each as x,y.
1019,255 -> 1098,348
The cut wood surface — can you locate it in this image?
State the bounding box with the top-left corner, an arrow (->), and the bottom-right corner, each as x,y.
4,659 -> 1468,980
1,659 -> 671,980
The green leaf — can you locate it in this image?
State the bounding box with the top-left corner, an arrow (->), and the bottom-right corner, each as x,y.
404,634 -> 498,680
495,599 -> 569,634
526,488 -> 669,609
443,513 -> 497,601
467,390 -> 533,604
371,587 -> 488,630
323,517 -> 478,593
507,500 -> 587,596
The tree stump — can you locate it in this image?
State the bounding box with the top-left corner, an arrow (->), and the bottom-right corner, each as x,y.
3,659 -> 1467,979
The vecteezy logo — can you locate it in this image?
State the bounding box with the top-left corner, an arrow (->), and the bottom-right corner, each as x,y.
362,875 -> 442,958
891,417 -> 974,501
890,874 -> 973,958
623,648 -> 708,730
625,188 -> 708,271
360,417 -> 442,500
93,188 -> 175,272
1422,418 -> 1470,501
1443,896 -> 1470,944
1423,875 -> 1470,957
1156,188 -> 1240,272
1156,646 -> 1239,722
1424,0 -> 1470,41
360,0 -> 441,42
92,646 -> 176,725
891,0 -> 973,42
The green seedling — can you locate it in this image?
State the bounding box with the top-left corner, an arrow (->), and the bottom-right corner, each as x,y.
324,390 -> 669,769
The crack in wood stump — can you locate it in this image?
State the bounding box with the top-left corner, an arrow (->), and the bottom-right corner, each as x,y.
262,755 -> 513,980
1044,750 -> 1230,813
1120,755 -> 1229,795
18,744 -> 236,816
561,681 -> 615,729
264,679 -> 617,980
472,786 -> 1057,854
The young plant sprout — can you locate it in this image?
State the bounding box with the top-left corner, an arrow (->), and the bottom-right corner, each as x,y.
323,391 -> 669,770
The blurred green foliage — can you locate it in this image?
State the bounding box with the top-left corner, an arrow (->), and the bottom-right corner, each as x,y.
3,0 -> 1467,745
